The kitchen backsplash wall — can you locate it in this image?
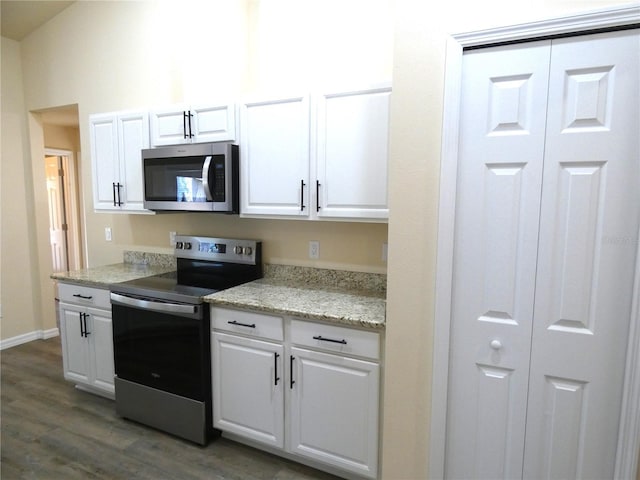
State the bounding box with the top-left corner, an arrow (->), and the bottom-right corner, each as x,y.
117,214 -> 388,274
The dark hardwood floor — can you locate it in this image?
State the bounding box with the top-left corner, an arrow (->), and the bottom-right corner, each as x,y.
1,337 -> 342,480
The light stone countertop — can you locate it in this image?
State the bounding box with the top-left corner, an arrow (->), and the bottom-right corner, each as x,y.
50,262 -> 176,288
50,251 -> 176,288
51,257 -> 386,329
204,265 -> 386,330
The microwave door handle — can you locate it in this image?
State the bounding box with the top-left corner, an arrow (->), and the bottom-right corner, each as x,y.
110,293 -> 197,315
202,155 -> 214,201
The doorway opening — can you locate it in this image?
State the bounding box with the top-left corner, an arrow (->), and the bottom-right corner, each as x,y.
38,104 -> 84,273
44,149 -> 82,272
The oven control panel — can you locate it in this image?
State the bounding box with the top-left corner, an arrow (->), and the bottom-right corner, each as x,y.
174,235 -> 261,265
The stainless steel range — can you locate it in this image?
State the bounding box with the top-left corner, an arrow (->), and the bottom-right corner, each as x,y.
109,235 -> 262,445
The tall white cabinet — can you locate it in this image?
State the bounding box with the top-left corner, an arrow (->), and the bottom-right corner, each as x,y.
444,30 -> 639,479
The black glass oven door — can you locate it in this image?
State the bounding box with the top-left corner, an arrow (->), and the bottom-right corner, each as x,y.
111,303 -> 210,401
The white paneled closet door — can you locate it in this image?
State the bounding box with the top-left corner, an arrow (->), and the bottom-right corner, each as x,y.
445,29 -> 639,479
523,30 -> 640,479
445,40 -> 551,479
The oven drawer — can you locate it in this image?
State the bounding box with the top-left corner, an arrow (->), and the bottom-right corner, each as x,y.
290,319 -> 380,360
58,283 -> 111,310
211,307 -> 283,342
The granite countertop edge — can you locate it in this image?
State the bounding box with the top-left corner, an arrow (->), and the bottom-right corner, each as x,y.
204,279 -> 386,330
50,263 -> 176,288
50,251 -> 176,288
51,258 -> 387,330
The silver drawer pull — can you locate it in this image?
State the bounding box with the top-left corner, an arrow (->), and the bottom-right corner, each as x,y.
313,335 -> 347,345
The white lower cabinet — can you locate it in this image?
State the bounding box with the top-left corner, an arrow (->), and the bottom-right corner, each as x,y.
58,283 -> 114,398
212,332 -> 284,448
289,347 -> 379,478
211,307 -> 381,479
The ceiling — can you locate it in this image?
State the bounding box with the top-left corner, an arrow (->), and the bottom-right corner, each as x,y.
1,1 -> 75,41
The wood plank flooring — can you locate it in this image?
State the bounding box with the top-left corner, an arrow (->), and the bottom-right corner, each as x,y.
1,337 -> 342,480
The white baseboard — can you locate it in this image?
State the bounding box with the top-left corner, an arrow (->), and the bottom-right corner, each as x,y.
1,328 -> 60,350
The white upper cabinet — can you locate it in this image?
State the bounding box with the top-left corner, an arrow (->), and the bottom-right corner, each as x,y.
239,84 -> 391,222
315,84 -> 391,220
239,94 -> 311,217
150,102 -> 236,146
90,110 -> 151,213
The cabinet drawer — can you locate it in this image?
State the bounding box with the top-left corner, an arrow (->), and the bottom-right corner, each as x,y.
58,283 -> 111,310
212,307 -> 283,342
290,319 -> 380,360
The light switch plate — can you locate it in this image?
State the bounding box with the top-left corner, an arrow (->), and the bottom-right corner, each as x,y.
105,227 -> 112,242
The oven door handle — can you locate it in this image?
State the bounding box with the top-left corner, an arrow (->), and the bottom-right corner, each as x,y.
110,293 -> 197,315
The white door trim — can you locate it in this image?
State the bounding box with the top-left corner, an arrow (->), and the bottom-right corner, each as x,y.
430,5 -> 640,479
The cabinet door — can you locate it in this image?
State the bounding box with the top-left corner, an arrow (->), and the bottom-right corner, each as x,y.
315,85 -> 391,220
191,103 -> 236,143
117,111 -> 150,212
90,113 -> 120,210
59,303 -> 91,384
240,95 -> 310,217
149,106 -> 190,146
87,308 -> 115,394
212,332 -> 284,448
289,347 -> 379,479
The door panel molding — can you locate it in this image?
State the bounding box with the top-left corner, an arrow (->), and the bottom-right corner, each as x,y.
431,5 -> 640,479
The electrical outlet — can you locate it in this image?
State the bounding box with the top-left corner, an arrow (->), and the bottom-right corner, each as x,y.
382,243 -> 388,262
309,241 -> 320,259
105,227 -> 112,242
170,231 -> 176,246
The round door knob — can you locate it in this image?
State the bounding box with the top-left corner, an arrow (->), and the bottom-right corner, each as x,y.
490,339 -> 503,350
244,247 -> 253,255
234,246 -> 243,254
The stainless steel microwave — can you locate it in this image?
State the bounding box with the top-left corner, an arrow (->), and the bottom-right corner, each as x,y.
142,142 -> 239,213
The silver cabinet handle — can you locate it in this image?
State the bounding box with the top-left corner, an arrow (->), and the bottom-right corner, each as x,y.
110,293 -> 196,315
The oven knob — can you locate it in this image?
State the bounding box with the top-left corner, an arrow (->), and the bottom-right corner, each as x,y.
234,246 -> 243,255
244,247 -> 253,255
176,241 -> 184,249
184,242 -> 192,250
